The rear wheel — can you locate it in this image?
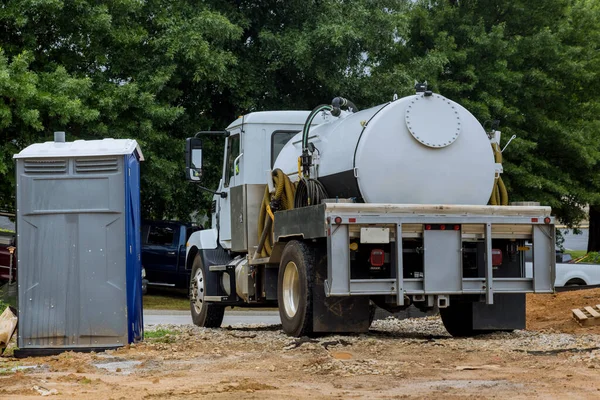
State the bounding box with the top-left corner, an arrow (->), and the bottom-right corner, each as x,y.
565,278 -> 586,287
278,241 -> 316,337
439,302 -> 477,337
190,254 -> 225,328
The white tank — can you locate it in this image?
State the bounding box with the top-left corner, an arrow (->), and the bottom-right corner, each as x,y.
273,92 -> 496,205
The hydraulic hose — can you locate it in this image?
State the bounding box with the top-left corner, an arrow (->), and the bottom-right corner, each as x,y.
301,104 -> 333,177
488,143 -> 509,206
331,97 -> 359,117
257,169 -> 296,258
257,99 -> 352,257
302,104 -> 333,150
294,178 -> 329,208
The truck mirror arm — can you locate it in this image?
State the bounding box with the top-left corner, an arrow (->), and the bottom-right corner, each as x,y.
196,184 -> 227,199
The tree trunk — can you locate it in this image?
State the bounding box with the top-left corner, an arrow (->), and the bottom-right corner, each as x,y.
588,205 -> 600,252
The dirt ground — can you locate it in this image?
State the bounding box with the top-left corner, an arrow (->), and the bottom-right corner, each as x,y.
2,289 -> 600,399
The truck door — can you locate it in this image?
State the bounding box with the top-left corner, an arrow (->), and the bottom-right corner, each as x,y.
142,223 -> 178,286
178,226 -> 200,288
218,130 -> 241,247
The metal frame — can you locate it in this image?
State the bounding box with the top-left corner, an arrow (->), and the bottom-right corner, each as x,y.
323,206 -> 555,305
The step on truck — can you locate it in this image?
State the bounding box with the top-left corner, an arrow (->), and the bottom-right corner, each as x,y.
184,84 -> 556,337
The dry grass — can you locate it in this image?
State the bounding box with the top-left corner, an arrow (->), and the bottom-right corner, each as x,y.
143,288 -> 189,310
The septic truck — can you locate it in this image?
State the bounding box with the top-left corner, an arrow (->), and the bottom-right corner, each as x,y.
184,85 -> 556,337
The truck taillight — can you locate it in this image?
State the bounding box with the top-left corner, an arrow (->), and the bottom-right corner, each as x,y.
492,249 -> 503,266
370,249 -> 385,267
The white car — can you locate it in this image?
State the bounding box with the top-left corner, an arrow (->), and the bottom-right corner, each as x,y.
526,258 -> 600,287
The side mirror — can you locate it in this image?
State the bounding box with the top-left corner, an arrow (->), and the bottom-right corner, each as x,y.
185,138 -> 203,181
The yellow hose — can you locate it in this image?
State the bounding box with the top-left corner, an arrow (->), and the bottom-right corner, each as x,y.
488,143 -> 509,206
257,169 -> 296,257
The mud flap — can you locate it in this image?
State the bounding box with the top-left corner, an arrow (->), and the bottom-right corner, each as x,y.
472,293 -> 526,331
312,252 -> 370,333
199,247 -> 232,297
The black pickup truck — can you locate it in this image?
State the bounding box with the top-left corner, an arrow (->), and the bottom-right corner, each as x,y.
141,221 -> 202,290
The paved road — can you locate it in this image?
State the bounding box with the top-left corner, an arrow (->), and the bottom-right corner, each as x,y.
561,228 -> 588,251
0,216 -> 14,231
144,309 -> 281,327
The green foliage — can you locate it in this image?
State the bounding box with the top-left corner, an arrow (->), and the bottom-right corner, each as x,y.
565,249 -> 588,260
571,251 -> 600,264
0,0 -> 599,227
367,0 -> 600,226
144,328 -> 177,343
0,0 -> 242,220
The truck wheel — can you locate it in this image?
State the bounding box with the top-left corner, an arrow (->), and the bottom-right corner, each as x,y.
439,302 -> 476,337
190,254 -> 225,328
278,240 -> 316,337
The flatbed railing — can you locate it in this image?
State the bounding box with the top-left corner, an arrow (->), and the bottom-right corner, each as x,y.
324,204 -> 556,306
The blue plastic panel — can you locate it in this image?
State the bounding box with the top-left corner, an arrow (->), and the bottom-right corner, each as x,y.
125,153 -> 143,343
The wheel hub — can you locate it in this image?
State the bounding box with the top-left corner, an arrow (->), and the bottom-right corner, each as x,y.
282,261 -> 300,318
191,267 -> 205,313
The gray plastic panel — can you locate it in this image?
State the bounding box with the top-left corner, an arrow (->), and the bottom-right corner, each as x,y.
16,157 -> 127,349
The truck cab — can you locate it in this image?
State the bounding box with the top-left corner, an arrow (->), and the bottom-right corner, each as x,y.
192,111 -> 330,251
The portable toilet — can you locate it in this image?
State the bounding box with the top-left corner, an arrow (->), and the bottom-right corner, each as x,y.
13,132 -> 144,356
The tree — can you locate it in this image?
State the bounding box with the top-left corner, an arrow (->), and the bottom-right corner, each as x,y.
170,0 -> 414,219
365,0 -> 600,227
2,0 -> 599,231
0,0 -> 242,221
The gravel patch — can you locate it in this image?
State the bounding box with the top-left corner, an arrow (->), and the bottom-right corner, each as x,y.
144,316 -> 600,359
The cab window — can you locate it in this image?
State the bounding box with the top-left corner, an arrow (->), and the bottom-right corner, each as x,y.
271,130 -> 299,167
145,225 -> 175,247
225,134 -> 240,187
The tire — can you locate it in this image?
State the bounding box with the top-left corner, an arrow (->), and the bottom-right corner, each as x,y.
278,240 -> 316,337
565,279 -> 586,287
190,254 -> 225,328
439,302 -> 477,337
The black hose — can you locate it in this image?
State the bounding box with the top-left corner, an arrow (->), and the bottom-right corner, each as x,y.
301,97 -> 358,177
294,178 -> 329,208
302,104 -> 333,150
331,97 -> 359,117
301,104 -> 333,177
